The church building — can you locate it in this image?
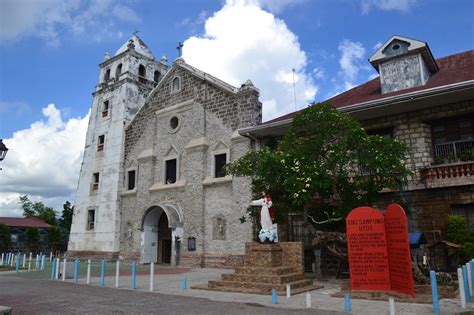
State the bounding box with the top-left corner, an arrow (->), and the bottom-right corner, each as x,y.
68,35 -> 262,267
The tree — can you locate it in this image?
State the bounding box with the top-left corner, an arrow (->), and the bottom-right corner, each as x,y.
48,227 -> 62,252
226,103 -> 410,232
19,195 -> 58,226
0,223 -> 10,252
59,201 -> 74,233
25,227 -> 40,252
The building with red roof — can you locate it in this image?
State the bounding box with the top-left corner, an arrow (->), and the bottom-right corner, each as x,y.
239,35 -> 474,271
0,217 -> 52,254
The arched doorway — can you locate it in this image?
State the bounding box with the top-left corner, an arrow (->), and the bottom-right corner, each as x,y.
141,206 -> 172,264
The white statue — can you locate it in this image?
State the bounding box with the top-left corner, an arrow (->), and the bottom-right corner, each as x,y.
251,191 -> 277,243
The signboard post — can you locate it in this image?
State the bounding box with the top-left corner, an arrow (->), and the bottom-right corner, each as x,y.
346,204 -> 415,297
346,206 -> 390,291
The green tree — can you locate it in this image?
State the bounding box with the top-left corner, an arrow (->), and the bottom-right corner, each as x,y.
25,227 -> 40,252
446,215 -> 473,244
48,227 -> 62,252
226,103 -> 410,232
0,223 -> 10,252
19,195 -> 58,226
59,201 -> 74,233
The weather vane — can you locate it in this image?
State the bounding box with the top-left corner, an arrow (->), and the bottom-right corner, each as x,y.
176,42 -> 184,57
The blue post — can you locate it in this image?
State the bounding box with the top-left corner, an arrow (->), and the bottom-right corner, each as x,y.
132,261 -> 136,289
181,275 -> 187,290
100,259 -> 105,287
50,259 -> 56,280
344,294 -> 351,313
272,288 -> 277,304
36,255 -> 40,271
74,258 -> 79,284
15,255 -> 20,273
463,265 -> 470,303
470,261 -> 474,297
430,271 -> 439,315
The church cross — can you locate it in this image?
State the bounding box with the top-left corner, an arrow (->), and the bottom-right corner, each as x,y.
133,29 -> 140,36
176,42 -> 184,57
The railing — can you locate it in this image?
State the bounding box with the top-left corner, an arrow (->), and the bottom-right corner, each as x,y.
434,139 -> 474,163
420,162 -> 474,188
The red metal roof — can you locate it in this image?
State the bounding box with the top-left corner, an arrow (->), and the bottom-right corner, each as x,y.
263,50 -> 474,125
0,217 -> 52,228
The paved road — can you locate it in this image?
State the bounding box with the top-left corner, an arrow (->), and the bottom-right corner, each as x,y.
0,275 -> 339,314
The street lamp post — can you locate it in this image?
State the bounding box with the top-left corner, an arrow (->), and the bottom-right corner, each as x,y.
0,139 -> 9,170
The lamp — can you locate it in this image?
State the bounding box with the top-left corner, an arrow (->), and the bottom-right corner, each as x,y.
187,237 -> 196,251
0,139 -> 8,162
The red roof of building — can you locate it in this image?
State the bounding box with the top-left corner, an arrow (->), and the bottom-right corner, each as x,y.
263,50 -> 474,125
0,217 -> 52,228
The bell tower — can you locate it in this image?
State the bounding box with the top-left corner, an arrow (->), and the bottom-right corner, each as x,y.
68,35 -> 168,258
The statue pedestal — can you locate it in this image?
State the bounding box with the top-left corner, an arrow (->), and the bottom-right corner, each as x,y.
193,242 -> 322,295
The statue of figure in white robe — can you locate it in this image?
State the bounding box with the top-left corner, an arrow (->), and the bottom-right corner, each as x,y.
251,192 -> 277,243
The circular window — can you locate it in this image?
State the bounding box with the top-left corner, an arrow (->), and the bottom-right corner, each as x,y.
170,116 -> 179,129
392,44 -> 400,50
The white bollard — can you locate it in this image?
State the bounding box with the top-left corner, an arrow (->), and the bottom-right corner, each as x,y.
150,262 -> 154,292
62,258 -> 67,281
10,254 -> 15,267
458,267 -> 467,309
306,291 -> 311,308
467,263 -> 473,297
28,256 -> 31,272
22,253 -> 26,268
1,253 -> 3,265
55,258 -> 60,279
41,255 -> 45,270
86,259 -> 91,284
115,260 -> 119,288
286,284 -> 291,299
389,297 -> 395,315
50,252 -> 53,262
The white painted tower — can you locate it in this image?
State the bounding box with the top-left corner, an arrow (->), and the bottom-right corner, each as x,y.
68,36 -> 168,258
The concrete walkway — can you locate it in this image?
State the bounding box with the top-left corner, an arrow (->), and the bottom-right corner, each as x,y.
70,266 -> 471,315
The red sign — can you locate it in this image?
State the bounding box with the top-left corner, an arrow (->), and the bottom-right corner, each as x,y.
346,206 -> 391,291
346,204 -> 415,297
385,204 -> 415,297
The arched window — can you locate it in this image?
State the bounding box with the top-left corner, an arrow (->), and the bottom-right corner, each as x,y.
138,64 -> 146,77
104,69 -> 110,82
172,77 -> 180,92
115,64 -> 122,80
154,70 -> 161,83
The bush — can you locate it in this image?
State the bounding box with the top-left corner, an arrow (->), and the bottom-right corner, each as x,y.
0,223 -> 10,251
446,215 -> 473,244
460,242 -> 474,262
25,227 -> 40,252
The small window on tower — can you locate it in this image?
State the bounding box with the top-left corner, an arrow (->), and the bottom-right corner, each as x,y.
214,153 -> 227,178
154,71 -> 161,83
92,172 -> 100,191
139,64 -> 146,77
172,77 -> 180,92
87,209 -> 95,230
116,64 -> 122,80
127,170 -> 136,190
97,135 -> 105,152
104,69 -> 111,82
165,159 -> 177,184
102,100 -> 109,117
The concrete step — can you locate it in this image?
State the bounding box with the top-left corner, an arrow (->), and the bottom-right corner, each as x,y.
221,272 -> 305,284
208,279 -> 314,293
203,280 -> 322,296
234,266 -> 298,276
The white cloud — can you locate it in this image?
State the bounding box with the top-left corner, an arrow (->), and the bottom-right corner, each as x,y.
182,0 -> 317,121
373,42 -> 383,51
338,39 -> 367,90
0,104 -> 89,217
0,0 -> 141,46
254,0 -> 305,13
361,0 -> 417,14
313,67 -> 325,79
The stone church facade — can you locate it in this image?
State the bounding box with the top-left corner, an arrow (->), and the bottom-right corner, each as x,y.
68,35 -> 262,267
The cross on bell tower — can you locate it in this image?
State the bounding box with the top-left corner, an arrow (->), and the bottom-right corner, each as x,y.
133,28 -> 140,36
176,42 -> 184,57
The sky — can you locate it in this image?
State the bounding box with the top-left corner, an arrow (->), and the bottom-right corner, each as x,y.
0,0 -> 473,216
